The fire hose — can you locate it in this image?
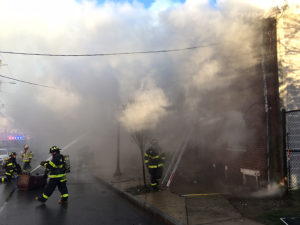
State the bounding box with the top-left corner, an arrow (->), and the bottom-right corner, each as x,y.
31,133 -> 87,173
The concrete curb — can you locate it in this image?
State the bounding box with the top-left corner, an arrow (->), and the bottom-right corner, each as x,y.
94,176 -> 185,225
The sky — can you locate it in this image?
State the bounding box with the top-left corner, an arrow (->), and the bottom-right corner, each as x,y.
0,0 -> 294,168
95,0 -> 187,8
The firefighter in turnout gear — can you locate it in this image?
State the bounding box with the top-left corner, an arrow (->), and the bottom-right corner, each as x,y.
21,144 -> 33,172
1,152 -> 21,183
144,139 -> 166,191
36,146 -> 69,204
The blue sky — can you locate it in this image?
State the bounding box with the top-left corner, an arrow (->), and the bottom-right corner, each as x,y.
94,0 -> 217,8
96,0 -> 185,8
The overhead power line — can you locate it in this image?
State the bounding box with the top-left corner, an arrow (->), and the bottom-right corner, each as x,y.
0,44 -> 219,57
0,74 -> 56,89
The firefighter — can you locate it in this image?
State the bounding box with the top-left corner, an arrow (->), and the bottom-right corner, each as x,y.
36,146 -> 68,204
144,139 -> 166,191
1,152 -> 21,183
21,144 -> 33,172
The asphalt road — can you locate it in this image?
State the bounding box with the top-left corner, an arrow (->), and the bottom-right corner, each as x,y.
0,171 -> 165,225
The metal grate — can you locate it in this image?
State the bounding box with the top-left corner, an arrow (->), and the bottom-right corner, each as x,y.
287,150 -> 300,190
286,110 -> 300,190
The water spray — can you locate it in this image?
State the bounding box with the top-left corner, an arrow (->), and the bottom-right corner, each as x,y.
31,133 -> 87,173
165,131 -> 191,188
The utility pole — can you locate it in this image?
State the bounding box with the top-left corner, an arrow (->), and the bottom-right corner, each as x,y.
114,121 -> 122,177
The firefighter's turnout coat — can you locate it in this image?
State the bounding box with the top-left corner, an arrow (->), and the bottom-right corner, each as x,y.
1,157 -> 21,182
144,147 -> 166,188
40,152 -> 68,201
21,150 -> 33,172
21,150 -> 33,163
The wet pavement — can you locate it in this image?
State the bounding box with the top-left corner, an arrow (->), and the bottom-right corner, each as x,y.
93,167 -> 265,225
0,172 -> 166,225
0,165 -> 266,225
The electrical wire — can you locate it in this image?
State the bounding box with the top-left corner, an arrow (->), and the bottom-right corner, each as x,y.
0,74 -> 56,89
0,43 -> 219,57
0,41 -> 296,89
0,43 -> 297,58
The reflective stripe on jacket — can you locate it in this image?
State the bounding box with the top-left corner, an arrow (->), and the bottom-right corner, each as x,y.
43,153 -> 66,180
22,151 -> 33,162
144,148 -> 165,169
5,158 -> 20,175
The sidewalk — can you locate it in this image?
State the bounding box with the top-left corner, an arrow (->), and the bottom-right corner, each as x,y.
92,169 -> 264,225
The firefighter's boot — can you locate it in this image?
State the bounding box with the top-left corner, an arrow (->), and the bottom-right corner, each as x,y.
58,198 -> 68,204
35,196 -> 46,203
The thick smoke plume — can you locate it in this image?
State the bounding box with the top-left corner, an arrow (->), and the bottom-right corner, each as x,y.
0,0 -> 288,176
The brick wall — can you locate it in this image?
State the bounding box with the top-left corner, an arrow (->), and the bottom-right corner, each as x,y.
171,18 -> 284,191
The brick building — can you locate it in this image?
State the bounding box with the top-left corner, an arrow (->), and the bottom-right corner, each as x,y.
170,3 -> 300,192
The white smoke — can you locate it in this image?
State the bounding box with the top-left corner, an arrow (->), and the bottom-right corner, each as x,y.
0,0 -> 292,165
251,183 -> 284,198
36,85 -> 81,117
120,77 -> 169,131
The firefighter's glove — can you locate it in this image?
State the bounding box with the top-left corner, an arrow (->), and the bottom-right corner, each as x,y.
40,161 -> 46,166
15,165 -> 22,174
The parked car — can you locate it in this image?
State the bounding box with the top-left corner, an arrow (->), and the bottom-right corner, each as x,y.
0,148 -> 9,169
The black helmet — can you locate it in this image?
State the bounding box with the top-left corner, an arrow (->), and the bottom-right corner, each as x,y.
10,152 -> 17,157
49,146 -> 60,153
